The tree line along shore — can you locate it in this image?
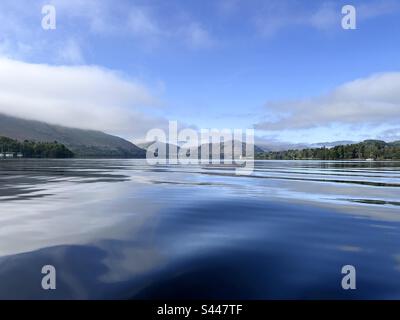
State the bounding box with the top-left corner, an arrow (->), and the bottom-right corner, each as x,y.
0,136 -> 74,158
255,140 -> 400,160
2,135 -> 400,160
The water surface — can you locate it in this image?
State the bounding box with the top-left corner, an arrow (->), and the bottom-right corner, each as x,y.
0,159 -> 400,299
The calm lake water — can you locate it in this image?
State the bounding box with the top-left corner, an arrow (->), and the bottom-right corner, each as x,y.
0,159 -> 400,299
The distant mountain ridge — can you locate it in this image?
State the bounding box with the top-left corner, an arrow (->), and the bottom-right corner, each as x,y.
199,141 -> 264,157
0,114 -> 146,158
137,141 -> 179,156
256,140 -> 356,152
257,139 -> 400,160
309,140 -> 355,149
139,140 -> 263,159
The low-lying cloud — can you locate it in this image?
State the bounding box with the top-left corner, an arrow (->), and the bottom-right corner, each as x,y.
0,57 -> 167,139
256,72 -> 400,131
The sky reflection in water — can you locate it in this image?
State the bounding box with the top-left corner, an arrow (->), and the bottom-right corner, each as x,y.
0,159 -> 400,299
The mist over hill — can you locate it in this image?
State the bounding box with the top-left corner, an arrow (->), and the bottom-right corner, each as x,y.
0,113 -> 146,158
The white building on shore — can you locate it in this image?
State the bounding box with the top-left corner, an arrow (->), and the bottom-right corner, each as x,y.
0,152 -> 17,158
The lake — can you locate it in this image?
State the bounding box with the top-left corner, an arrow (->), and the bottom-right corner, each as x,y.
0,159 -> 399,299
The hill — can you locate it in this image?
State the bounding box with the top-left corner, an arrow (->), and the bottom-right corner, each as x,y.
0,114 -> 146,158
257,140 -> 400,160
256,140 -> 356,152
138,140 -> 262,160
198,141 -> 263,159
137,141 -> 179,157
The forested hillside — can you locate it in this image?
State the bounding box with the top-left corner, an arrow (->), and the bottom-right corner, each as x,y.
257,140 -> 400,160
0,136 -> 74,158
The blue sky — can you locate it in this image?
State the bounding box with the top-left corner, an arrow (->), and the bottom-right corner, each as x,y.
1,0 -> 400,144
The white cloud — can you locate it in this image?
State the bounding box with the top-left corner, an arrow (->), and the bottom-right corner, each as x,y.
125,7 -> 215,49
256,72 -> 400,131
217,0 -> 241,17
309,2 -> 338,30
377,127 -> 400,141
0,57 -> 166,138
0,0 -> 215,64
358,0 -> 400,19
57,39 -> 85,64
51,0 -> 215,49
127,7 -> 162,38
253,0 -> 400,37
184,23 -> 215,49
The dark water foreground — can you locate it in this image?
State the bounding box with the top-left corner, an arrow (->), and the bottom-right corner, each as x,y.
0,159 -> 399,299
